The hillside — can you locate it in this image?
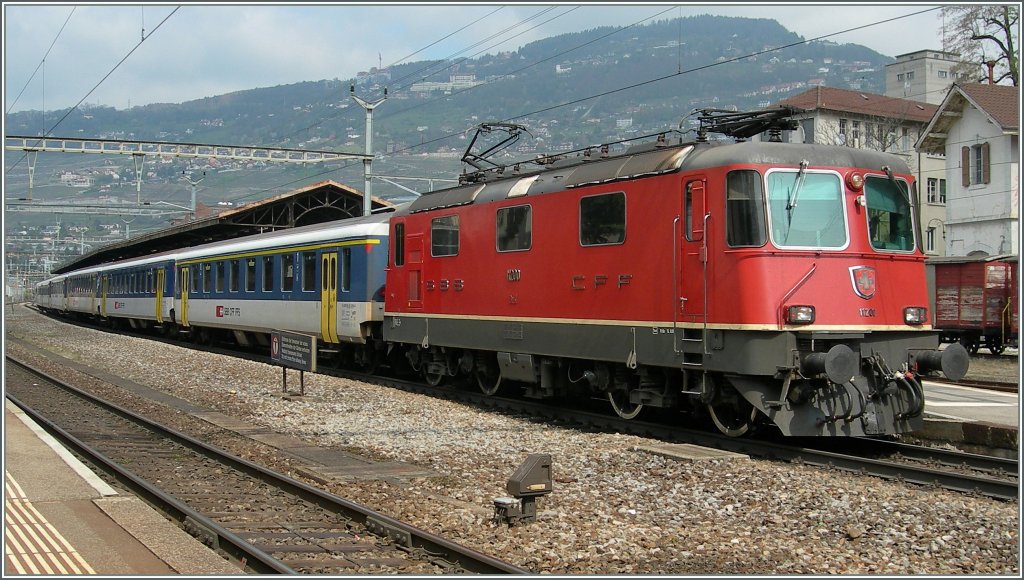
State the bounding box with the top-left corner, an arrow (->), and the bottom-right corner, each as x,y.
6,15 -> 891,157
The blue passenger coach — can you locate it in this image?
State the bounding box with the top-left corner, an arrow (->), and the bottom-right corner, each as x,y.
172,213 -> 390,354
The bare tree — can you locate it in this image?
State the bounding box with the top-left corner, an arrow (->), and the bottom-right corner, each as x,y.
941,5 -> 1019,86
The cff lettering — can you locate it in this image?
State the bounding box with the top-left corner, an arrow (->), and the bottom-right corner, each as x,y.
216,306 -> 241,317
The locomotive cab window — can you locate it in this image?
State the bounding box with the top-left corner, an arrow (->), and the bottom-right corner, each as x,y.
431,215 -> 460,257
497,205 -> 532,252
766,170 -> 847,249
580,192 -> 625,246
865,175 -> 916,252
726,170 -> 767,247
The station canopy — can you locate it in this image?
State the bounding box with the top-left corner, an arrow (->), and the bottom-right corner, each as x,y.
52,180 -> 392,274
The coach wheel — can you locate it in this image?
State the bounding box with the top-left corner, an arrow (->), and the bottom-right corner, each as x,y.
987,336 -> 1005,356
423,364 -> 445,386
608,388 -> 644,420
706,380 -> 761,437
959,336 -> 980,355
475,355 -> 502,396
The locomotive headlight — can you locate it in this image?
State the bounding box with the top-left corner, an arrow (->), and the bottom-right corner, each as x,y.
785,305 -> 815,325
904,307 -> 927,325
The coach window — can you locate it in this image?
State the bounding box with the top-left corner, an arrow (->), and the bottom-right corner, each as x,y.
431,215 -> 460,257
192,267 -> 200,293
230,259 -> 240,292
246,259 -> 256,292
148,270 -> 155,293
262,256 -> 274,291
342,248 -> 352,292
302,252 -> 317,291
393,222 -> 405,266
864,175 -> 915,251
726,170 -> 767,247
215,261 -> 225,293
497,205 -> 532,252
282,254 -> 295,291
580,191 -> 626,246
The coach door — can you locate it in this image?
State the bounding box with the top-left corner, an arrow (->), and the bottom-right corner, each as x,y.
320,252 -> 339,343
155,268 -> 165,323
676,177 -> 708,348
100,275 -> 109,317
179,266 -> 190,327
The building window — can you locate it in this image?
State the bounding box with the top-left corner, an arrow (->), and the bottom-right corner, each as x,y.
939,178 -> 947,203
962,143 -> 991,186
906,71 -> 914,80
839,118 -> 848,143
852,120 -> 861,146
927,178 -> 938,203
926,227 -> 936,252
897,73 -> 905,81
938,70 -> 948,78
901,127 -> 910,152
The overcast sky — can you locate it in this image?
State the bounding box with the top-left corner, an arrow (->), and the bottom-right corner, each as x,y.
3,3 -> 950,114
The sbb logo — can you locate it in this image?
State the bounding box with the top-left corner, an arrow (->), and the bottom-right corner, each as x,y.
216,306 -> 241,317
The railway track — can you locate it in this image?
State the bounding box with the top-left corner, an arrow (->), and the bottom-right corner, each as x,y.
5,356 -> 528,575
19,308 -> 1022,502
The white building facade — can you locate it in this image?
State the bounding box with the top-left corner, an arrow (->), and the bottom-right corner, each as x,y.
917,83 -> 1019,257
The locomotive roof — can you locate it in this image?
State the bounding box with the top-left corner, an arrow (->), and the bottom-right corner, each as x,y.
403,139 -> 913,215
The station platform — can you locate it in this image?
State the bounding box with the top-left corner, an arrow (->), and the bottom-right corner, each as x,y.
3,400 -> 242,576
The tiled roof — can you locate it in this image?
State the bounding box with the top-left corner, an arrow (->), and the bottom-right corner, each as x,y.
777,86 -> 938,123
959,82 -> 1019,130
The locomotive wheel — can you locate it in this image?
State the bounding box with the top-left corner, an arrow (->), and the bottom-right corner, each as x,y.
987,337 -> 1005,356
706,380 -> 762,437
608,389 -> 644,420
475,356 -> 502,396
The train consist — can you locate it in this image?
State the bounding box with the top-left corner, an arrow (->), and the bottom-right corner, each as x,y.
34,108 -> 970,438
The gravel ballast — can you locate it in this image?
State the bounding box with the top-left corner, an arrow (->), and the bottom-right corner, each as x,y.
4,305 -> 1020,575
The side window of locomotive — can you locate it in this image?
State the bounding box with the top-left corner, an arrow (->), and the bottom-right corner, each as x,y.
726,170 -> 767,247
302,252 -> 317,291
497,205 -> 532,252
864,176 -> 915,251
282,254 -> 295,292
393,222 -> 405,266
766,171 -> 847,249
431,215 -> 460,257
262,256 -> 274,292
580,192 -> 626,246
246,259 -> 256,292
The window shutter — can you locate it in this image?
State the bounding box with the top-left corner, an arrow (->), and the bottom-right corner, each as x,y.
961,146 -> 971,186
982,142 -> 991,184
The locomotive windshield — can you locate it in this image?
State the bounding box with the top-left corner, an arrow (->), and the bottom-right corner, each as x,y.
864,176 -> 916,252
766,170 -> 847,249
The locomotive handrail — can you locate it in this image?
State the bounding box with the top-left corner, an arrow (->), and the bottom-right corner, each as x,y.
776,263 -> 817,329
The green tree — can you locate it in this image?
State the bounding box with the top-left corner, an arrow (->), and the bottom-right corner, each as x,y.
941,5 -> 1019,85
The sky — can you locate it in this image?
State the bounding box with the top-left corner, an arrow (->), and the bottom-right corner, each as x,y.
3,2 -> 953,114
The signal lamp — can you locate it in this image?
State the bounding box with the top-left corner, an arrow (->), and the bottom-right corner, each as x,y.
846,172 -> 864,191
904,307 -> 927,325
785,305 -> 815,325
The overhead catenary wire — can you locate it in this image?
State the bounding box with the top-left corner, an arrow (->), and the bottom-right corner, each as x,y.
5,6 -> 181,175
6,6 -> 76,115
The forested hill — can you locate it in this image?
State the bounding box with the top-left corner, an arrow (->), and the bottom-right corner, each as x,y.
5,15 -> 892,155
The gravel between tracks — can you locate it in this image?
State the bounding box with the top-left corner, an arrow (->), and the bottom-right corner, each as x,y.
4,305 -> 1020,575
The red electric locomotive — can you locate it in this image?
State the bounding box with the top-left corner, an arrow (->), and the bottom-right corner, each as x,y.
382,110 -> 969,437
